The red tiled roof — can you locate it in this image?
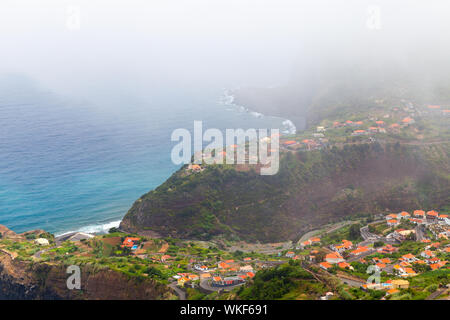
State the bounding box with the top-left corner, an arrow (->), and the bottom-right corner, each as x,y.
427,210 -> 439,217
402,117 -> 414,123
121,237 -> 140,247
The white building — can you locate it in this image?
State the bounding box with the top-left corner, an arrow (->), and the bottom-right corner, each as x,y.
34,238 -> 50,246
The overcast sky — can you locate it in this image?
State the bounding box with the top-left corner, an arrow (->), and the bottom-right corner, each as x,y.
1,0 -> 449,97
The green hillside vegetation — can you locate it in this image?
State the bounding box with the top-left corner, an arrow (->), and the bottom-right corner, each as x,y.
121,141 -> 450,242
236,263 -> 328,300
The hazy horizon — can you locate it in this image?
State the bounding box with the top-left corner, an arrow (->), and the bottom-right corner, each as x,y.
1,1 -> 450,104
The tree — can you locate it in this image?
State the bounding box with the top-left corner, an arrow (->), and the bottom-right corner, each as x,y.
368,224 -> 377,234
146,266 -> 164,279
109,227 -> 119,233
233,250 -> 244,258
373,241 -> 384,248
348,224 -> 361,240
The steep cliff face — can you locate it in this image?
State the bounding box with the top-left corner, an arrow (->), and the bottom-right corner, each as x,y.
0,253 -> 173,300
121,143 -> 450,242
0,255 -> 36,299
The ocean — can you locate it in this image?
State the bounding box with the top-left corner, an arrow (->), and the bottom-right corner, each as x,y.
0,76 -> 293,235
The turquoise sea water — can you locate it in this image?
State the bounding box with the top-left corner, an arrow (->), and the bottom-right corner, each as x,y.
0,76 -> 289,235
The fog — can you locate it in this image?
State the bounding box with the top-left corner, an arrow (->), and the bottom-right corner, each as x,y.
1,0 -> 450,103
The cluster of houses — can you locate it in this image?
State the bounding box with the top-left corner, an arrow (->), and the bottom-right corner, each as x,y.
282,139 -> 326,151
185,133 -> 282,169
287,210 -> 449,292
297,237 -> 321,249
427,104 -> 450,116
318,242 -> 373,272
385,210 -> 449,228
347,117 -> 416,136
176,258 -> 256,288
330,239 -> 353,253
372,242 -> 448,276
391,245 -> 449,276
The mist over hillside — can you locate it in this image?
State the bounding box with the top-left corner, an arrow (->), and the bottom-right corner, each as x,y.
233,49 -> 450,131
231,0 -> 450,130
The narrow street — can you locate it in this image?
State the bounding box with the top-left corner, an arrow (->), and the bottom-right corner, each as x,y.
169,282 -> 186,300
426,288 -> 447,300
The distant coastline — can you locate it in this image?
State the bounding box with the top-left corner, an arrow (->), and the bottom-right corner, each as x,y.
221,89 -> 297,135
55,90 -> 292,237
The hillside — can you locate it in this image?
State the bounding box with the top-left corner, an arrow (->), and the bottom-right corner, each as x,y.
232,56 -> 450,131
120,141 -> 450,242
0,225 -> 172,300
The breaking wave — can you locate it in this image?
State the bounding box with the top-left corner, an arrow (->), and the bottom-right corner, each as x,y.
220,89 -> 296,134
55,220 -> 121,237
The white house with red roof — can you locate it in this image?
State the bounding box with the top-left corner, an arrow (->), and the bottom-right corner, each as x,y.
331,240 -> 353,253
400,253 -> 416,263
320,262 -> 332,270
420,250 -> 435,259
325,252 -> 345,264
387,219 -> 400,227
426,210 -> 439,220
399,211 -> 410,219
285,251 -> 295,258
350,246 -> 370,256
413,210 -> 425,217
386,213 -> 399,220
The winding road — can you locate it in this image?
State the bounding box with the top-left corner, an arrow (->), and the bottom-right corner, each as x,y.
169,282 -> 186,300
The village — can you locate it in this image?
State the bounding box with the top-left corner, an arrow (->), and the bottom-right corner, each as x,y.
278,102 -> 450,153
0,204 -> 449,300
290,208 -> 450,299
0,99 -> 449,300
183,101 -> 450,175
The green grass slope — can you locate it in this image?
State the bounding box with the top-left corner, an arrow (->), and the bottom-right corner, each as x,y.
120,142 -> 450,242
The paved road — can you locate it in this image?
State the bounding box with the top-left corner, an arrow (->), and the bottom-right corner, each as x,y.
360,226 -> 380,241
33,246 -> 56,259
199,279 -> 244,292
337,275 -> 365,287
33,235 -> 74,259
359,222 -> 398,247
426,288 -> 447,300
347,249 -> 376,262
0,249 -> 18,260
169,282 -> 186,300
297,221 -> 357,246
415,225 -> 426,241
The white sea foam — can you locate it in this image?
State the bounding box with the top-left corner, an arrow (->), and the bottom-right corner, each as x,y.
221,89 -> 296,134
55,220 -> 121,237
281,119 -> 297,135
250,111 -> 263,118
